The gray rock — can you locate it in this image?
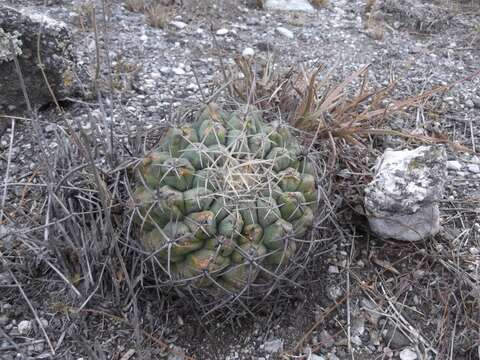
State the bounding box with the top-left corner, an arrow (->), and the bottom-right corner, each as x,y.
265,0 -> 315,12
364,146 -> 447,241
0,5 -> 77,114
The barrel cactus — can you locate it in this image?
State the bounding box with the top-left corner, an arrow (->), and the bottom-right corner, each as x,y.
132,103 -> 317,292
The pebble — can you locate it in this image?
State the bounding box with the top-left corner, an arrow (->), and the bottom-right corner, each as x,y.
474,223 -> 480,233
446,160 -> 462,171
467,164 -> 480,174
276,27 -> 294,39
328,265 -> 339,273
160,66 -> 171,74
351,335 -> 363,346
216,28 -> 229,36
263,338 -> 283,353
326,284 -> 343,301
150,72 -> 161,80
45,124 -> 56,133
399,348 -> 418,360
28,341 -> 45,353
172,67 -> 186,75
17,320 -> 33,335
170,21 -> 187,30
465,99 -> 474,108
472,96 -> 480,108
242,47 -> 255,57
264,0 -> 315,12
39,318 -> 48,328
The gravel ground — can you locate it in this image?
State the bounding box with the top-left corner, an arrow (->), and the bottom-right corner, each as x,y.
1,0 -> 479,359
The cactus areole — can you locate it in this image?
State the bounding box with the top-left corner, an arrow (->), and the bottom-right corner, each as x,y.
132,103 -> 318,291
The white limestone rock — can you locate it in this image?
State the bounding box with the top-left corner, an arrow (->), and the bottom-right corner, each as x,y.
265,0 -> 315,13
364,145 -> 447,241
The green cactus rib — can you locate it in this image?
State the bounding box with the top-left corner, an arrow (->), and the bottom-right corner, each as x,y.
133,103 -> 318,290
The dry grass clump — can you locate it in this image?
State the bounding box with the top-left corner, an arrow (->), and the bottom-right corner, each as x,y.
125,0 -> 175,28
145,3 -> 171,28
124,0 -> 146,12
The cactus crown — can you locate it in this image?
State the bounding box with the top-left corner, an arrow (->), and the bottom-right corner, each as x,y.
132,103 -> 317,291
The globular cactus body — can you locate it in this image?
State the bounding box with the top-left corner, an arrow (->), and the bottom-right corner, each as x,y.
133,103 -> 318,291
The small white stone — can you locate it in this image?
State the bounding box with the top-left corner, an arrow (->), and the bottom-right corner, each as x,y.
172,67 -> 186,75
467,164 -> 480,174
140,34 -> 148,42
351,335 -> 363,346
160,66 -> 171,74
242,47 -> 255,57
45,124 -> 56,133
17,320 -> 32,335
328,265 -> 339,273
276,27 -> 294,39
399,348 -> 418,360
170,21 -> 187,29
446,160 -> 462,171
151,72 -> 161,80
216,28 -> 229,36
473,223 -> 480,234
265,0 -> 315,12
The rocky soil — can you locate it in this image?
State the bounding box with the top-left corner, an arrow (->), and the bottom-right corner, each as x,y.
1,0 -> 479,359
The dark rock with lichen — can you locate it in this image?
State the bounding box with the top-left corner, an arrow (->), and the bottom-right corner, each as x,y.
0,5 -> 78,117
